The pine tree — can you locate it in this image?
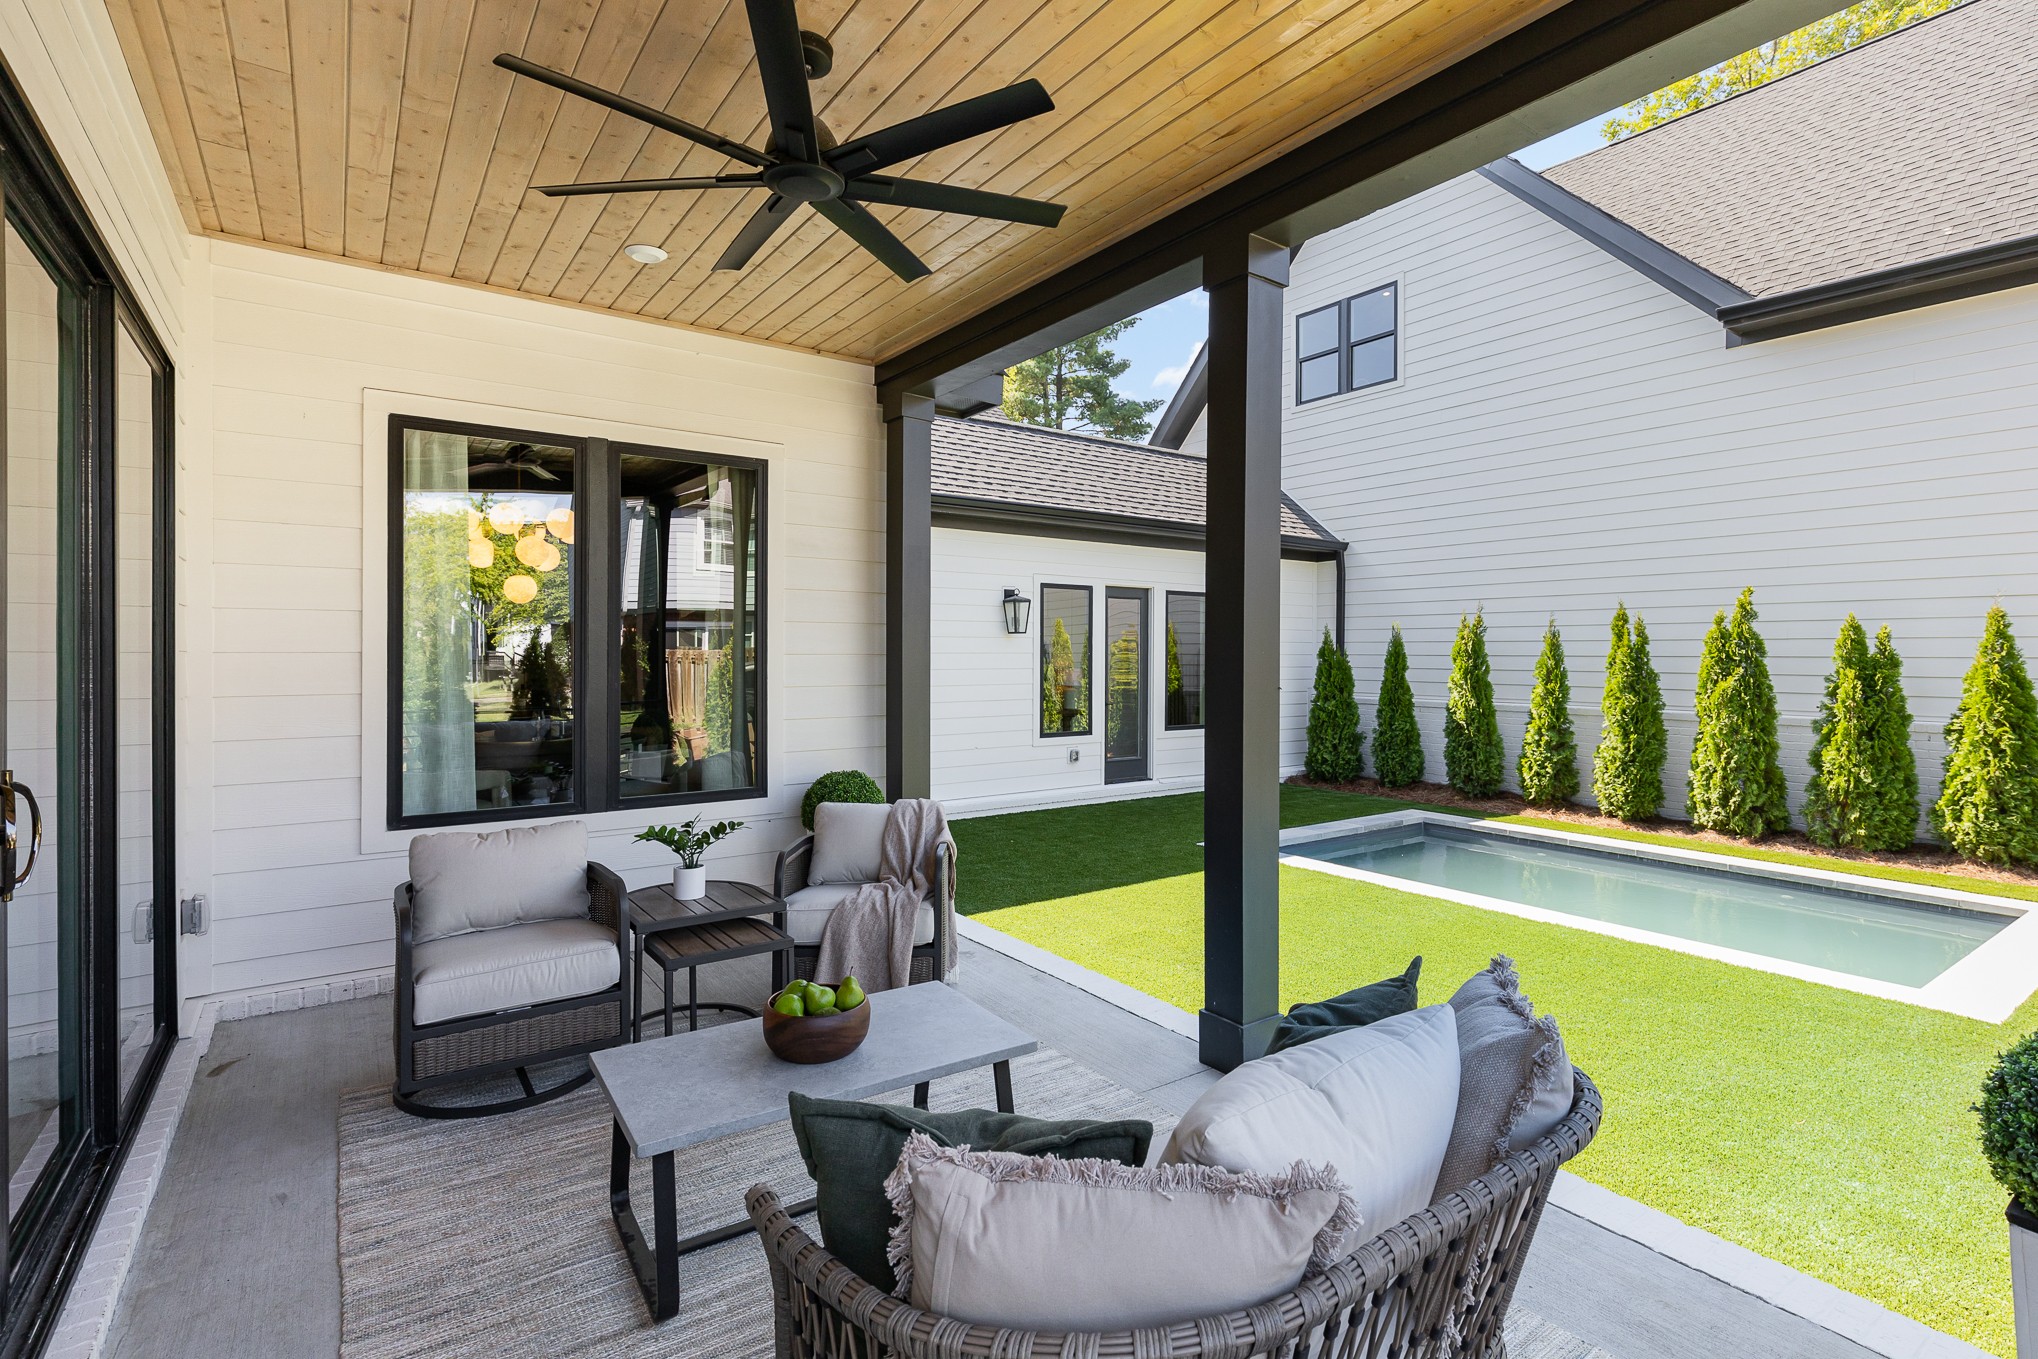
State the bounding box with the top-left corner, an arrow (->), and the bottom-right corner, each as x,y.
1373,625 -> 1424,787
1804,615 -> 1874,848
1304,629 -> 1363,782
1444,611 -> 1505,797
1593,605 -> 1668,821
1002,319 -> 1165,439
1863,626 -> 1920,849
1932,605 -> 2038,864
1041,618 -> 1085,733
1518,621 -> 1579,806
1687,587 -> 1790,838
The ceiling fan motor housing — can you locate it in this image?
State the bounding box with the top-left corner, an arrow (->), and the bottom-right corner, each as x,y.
800,30 -> 833,80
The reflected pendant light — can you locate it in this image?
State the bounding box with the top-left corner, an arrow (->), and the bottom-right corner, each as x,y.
546,507 -> 575,544
467,508 -> 484,538
487,503 -> 526,535
502,574 -> 539,604
467,538 -> 495,569
514,533 -> 550,568
534,540 -> 562,572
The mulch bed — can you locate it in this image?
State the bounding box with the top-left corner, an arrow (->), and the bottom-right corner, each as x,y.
1284,775 -> 2038,891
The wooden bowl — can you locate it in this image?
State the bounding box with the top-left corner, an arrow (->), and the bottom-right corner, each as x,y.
762,985 -> 871,1064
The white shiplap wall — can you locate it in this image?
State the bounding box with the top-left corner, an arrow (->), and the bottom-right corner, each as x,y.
1283,173 -> 2038,827
930,525 -> 1334,808
202,239 -> 883,998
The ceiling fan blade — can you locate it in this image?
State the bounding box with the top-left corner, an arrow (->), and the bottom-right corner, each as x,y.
532,174 -> 765,197
842,175 -> 1065,227
743,0 -> 822,163
813,198 -> 931,282
494,54 -> 772,168
715,194 -> 803,271
828,80 -> 1055,177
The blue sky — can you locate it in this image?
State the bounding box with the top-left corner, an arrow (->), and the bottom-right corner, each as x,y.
1109,113 -> 1607,420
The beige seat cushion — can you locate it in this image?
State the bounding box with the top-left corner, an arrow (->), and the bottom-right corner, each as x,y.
1434,957 -> 1574,1195
410,918 -> 618,1025
885,1133 -> 1356,1332
783,884 -> 935,947
1161,1004 -> 1460,1238
408,820 -> 589,943
808,802 -> 891,885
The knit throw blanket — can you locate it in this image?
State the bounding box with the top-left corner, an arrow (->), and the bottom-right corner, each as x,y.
814,799 -> 956,992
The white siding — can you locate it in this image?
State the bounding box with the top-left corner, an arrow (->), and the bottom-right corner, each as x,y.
1175,409 -> 1208,458
930,525 -> 1333,809
201,240 -> 882,997
1284,173 -> 2038,829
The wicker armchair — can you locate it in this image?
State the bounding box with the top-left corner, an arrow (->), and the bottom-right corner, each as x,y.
749,1069 -> 1601,1358
772,835 -> 954,986
392,861 -> 630,1119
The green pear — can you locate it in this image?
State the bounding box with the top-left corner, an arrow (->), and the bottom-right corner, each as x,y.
809,1004 -> 838,1017
772,990 -> 805,1017
836,976 -> 866,1010
806,984 -> 836,1012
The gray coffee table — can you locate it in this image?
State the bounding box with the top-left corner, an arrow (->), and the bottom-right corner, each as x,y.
590,980 -> 1038,1322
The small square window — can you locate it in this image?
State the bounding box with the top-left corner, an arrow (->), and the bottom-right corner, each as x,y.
1350,335 -> 1396,390
1295,282 -> 1397,403
1297,305 -> 1339,358
1298,353 -> 1340,403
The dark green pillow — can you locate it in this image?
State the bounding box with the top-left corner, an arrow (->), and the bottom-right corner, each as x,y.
786,1092 -> 1152,1291
1265,956 -> 1422,1054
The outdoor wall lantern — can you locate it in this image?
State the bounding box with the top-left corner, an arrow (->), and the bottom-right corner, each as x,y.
1001,589 -> 1032,635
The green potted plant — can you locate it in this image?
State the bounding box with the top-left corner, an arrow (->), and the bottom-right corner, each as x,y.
1978,1030 -> 2038,1356
636,815 -> 744,900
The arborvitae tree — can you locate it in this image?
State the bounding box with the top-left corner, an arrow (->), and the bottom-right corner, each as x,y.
1373,625 -> 1424,787
1687,587 -> 1791,838
1444,611 -> 1505,797
1932,605 -> 2038,864
1864,626 -> 1920,848
1518,621 -> 1579,806
1593,605 -> 1668,821
1805,615 -> 1918,850
1041,618 -> 1084,733
1304,629 -> 1364,782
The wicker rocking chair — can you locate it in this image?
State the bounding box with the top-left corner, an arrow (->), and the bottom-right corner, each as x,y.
749,1069 -> 1602,1359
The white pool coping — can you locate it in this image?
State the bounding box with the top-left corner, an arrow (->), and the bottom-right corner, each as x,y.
1279,810 -> 2038,1023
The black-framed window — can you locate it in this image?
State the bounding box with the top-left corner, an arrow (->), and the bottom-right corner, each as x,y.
1164,592 -> 1205,729
1039,584 -> 1091,737
1296,282 -> 1397,403
388,416 -> 766,828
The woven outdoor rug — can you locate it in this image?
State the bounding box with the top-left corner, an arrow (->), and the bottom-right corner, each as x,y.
337,1047 -> 1610,1359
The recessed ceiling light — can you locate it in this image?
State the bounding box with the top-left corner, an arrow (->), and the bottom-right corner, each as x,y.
623,243 -> 668,265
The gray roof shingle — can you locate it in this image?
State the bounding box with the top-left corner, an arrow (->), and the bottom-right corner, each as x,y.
930,415 -> 1341,548
1542,0 -> 2038,297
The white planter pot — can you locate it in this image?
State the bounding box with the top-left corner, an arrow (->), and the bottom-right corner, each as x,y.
673,865 -> 708,900
2014,1199 -> 2037,1359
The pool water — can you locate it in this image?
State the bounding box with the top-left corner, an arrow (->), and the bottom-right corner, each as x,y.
1296,823 -> 2008,987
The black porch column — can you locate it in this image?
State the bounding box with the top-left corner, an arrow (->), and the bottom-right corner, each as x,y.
883,391 -> 934,800
1200,233 -> 1289,1071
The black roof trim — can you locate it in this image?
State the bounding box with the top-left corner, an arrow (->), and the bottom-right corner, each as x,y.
1717,227 -> 2038,343
1149,342 -> 1208,449
932,494 -> 1345,561
1478,157 -> 1751,314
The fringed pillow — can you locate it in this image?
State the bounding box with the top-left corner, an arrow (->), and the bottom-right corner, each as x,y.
882,1133 -> 1357,1332
1434,955 -> 1574,1195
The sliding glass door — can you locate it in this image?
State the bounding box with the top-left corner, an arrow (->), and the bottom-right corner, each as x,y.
0,68 -> 176,1357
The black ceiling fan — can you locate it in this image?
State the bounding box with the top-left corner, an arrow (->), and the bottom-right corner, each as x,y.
495,0 -> 1066,282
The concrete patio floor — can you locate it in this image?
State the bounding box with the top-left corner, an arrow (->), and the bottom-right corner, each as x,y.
103,940 -> 1937,1359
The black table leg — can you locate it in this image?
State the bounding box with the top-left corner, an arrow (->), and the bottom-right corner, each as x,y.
631,935 -> 645,1043
912,1082 -> 930,1109
610,1122 -> 681,1321
994,1059 -> 1014,1114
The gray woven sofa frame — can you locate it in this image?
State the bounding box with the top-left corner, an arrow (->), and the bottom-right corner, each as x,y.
772,836 -> 953,986
748,1068 -> 1602,1359
391,862 -> 630,1119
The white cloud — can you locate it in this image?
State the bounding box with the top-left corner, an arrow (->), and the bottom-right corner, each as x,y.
1151,340 -> 1204,391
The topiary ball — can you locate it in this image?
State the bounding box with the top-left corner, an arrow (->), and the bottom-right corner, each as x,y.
800,770 -> 885,831
1978,1030 -> 2038,1212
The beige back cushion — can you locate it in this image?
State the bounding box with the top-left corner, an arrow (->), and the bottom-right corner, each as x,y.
1160,1003 -> 1460,1236
1434,957 -> 1574,1195
885,1134 -> 1355,1332
408,820 -> 589,943
808,802 -> 891,885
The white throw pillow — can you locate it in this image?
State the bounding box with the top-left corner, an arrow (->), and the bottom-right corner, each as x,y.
884,1133 -> 1356,1332
407,820 -> 589,943
1160,1003 -> 1460,1238
808,801 -> 890,885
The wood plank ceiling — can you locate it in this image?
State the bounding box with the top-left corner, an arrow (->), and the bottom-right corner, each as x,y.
105,0 -> 1560,363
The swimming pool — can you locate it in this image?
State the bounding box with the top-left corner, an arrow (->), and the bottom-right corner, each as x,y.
1281,812 -> 2037,1018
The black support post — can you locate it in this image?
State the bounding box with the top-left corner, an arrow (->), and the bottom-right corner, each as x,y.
1200,233 -> 1289,1071
883,391 -> 934,800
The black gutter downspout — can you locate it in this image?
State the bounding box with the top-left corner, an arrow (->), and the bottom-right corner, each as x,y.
1334,551 -> 1347,654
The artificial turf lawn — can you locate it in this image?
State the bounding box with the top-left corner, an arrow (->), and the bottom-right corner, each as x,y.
951,787 -> 2030,1357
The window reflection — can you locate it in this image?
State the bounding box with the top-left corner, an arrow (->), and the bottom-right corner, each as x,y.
617,453 -> 759,798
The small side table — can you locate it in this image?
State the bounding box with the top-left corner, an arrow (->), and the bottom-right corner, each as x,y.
625,880 -> 787,1041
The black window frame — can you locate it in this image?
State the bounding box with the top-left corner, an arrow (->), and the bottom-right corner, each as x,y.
1295,282 -> 1399,403
385,416 -> 769,830
1037,583 -> 1093,739
1163,590 -> 1206,731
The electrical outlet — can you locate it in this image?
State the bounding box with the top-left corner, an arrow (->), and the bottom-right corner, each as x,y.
1067,747 -> 1080,764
